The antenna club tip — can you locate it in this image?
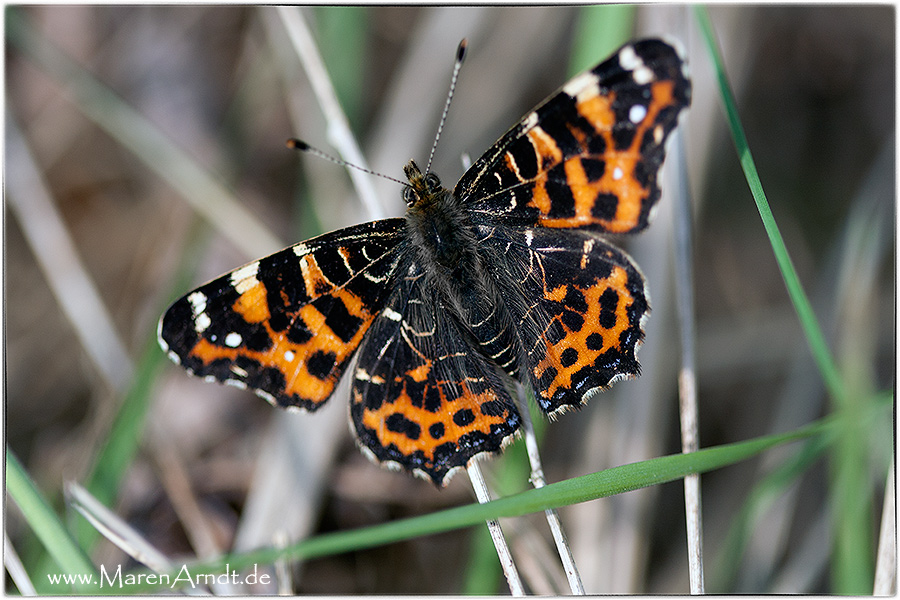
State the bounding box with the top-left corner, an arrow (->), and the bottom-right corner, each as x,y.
286,138 -> 309,151
457,39 -> 468,62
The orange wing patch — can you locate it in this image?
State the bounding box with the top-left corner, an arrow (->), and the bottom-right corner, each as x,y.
355,368 -> 514,472
185,273 -> 377,406
529,79 -> 678,232
531,264 -> 636,404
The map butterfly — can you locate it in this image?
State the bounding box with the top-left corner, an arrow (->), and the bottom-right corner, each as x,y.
159,38 -> 691,485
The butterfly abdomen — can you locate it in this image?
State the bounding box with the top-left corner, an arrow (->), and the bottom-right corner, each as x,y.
405,165 -> 522,379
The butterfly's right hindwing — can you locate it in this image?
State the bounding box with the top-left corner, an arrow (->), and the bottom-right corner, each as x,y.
350,257 -> 522,485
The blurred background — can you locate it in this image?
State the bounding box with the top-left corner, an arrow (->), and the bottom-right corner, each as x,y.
5,5 -> 894,594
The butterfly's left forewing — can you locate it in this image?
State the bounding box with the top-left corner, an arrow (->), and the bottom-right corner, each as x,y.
159,219 -> 406,410
457,38 -> 690,234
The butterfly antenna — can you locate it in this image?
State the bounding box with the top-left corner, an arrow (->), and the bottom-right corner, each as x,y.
287,138 -> 408,187
425,39 -> 468,175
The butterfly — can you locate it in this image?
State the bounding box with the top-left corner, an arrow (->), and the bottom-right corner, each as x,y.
158,38 -> 691,485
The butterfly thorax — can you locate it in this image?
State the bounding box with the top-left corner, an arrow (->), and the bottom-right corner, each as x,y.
402,160 -> 475,271
403,160 -> 521,378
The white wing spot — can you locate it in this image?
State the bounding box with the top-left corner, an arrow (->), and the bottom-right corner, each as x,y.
579,80 -> 601,105
562,71 -> 592,96
521,111 -> 539,130
618,45 -> 642,70
230,262 -> 260,294
224,332 -> 242,347
284,350 -> 296,362
292,243 -> 311,258
188,291 -> 207,317
613,167 -> 624,180
618,46 -> 654,85
195,312 -> 211,334
633,66 -> 654,85
563,72 -> 600,105
356,370 -> 385,385
654,124 -> 664,144
383,307 -> 403,322
629,104 -> 647,124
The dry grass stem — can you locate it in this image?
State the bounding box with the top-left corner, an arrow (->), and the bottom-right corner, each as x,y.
273,531 -> 294,595
467,462 -> 525,595
516,386 -> 584,594
873,462 -> 896,595
672,132 -> 705,593
64,482 -> 213,594
148,427 -> 226,566
7,116 -> 135,392
274,6 -> 385,220
4,535 -> 36,596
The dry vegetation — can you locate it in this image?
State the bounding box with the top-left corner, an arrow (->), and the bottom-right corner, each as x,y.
6,5 -> 894,594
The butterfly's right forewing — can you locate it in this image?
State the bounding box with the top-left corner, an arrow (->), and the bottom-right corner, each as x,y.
159,219 -> 407,411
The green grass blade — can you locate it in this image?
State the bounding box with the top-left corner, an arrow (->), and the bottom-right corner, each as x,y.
314,6 -> 368,130
693,6 -> 847,407
569,5 -> 635,76
74,334 -> 165,547
830,402 -> 879,592
694,8 -> 887,592
6,451 -> 98,592
103,404 -> 888,594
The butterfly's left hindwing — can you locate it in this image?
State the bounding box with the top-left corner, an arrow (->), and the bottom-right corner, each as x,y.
159,219 -> 406,410
481,225 -> 649,414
